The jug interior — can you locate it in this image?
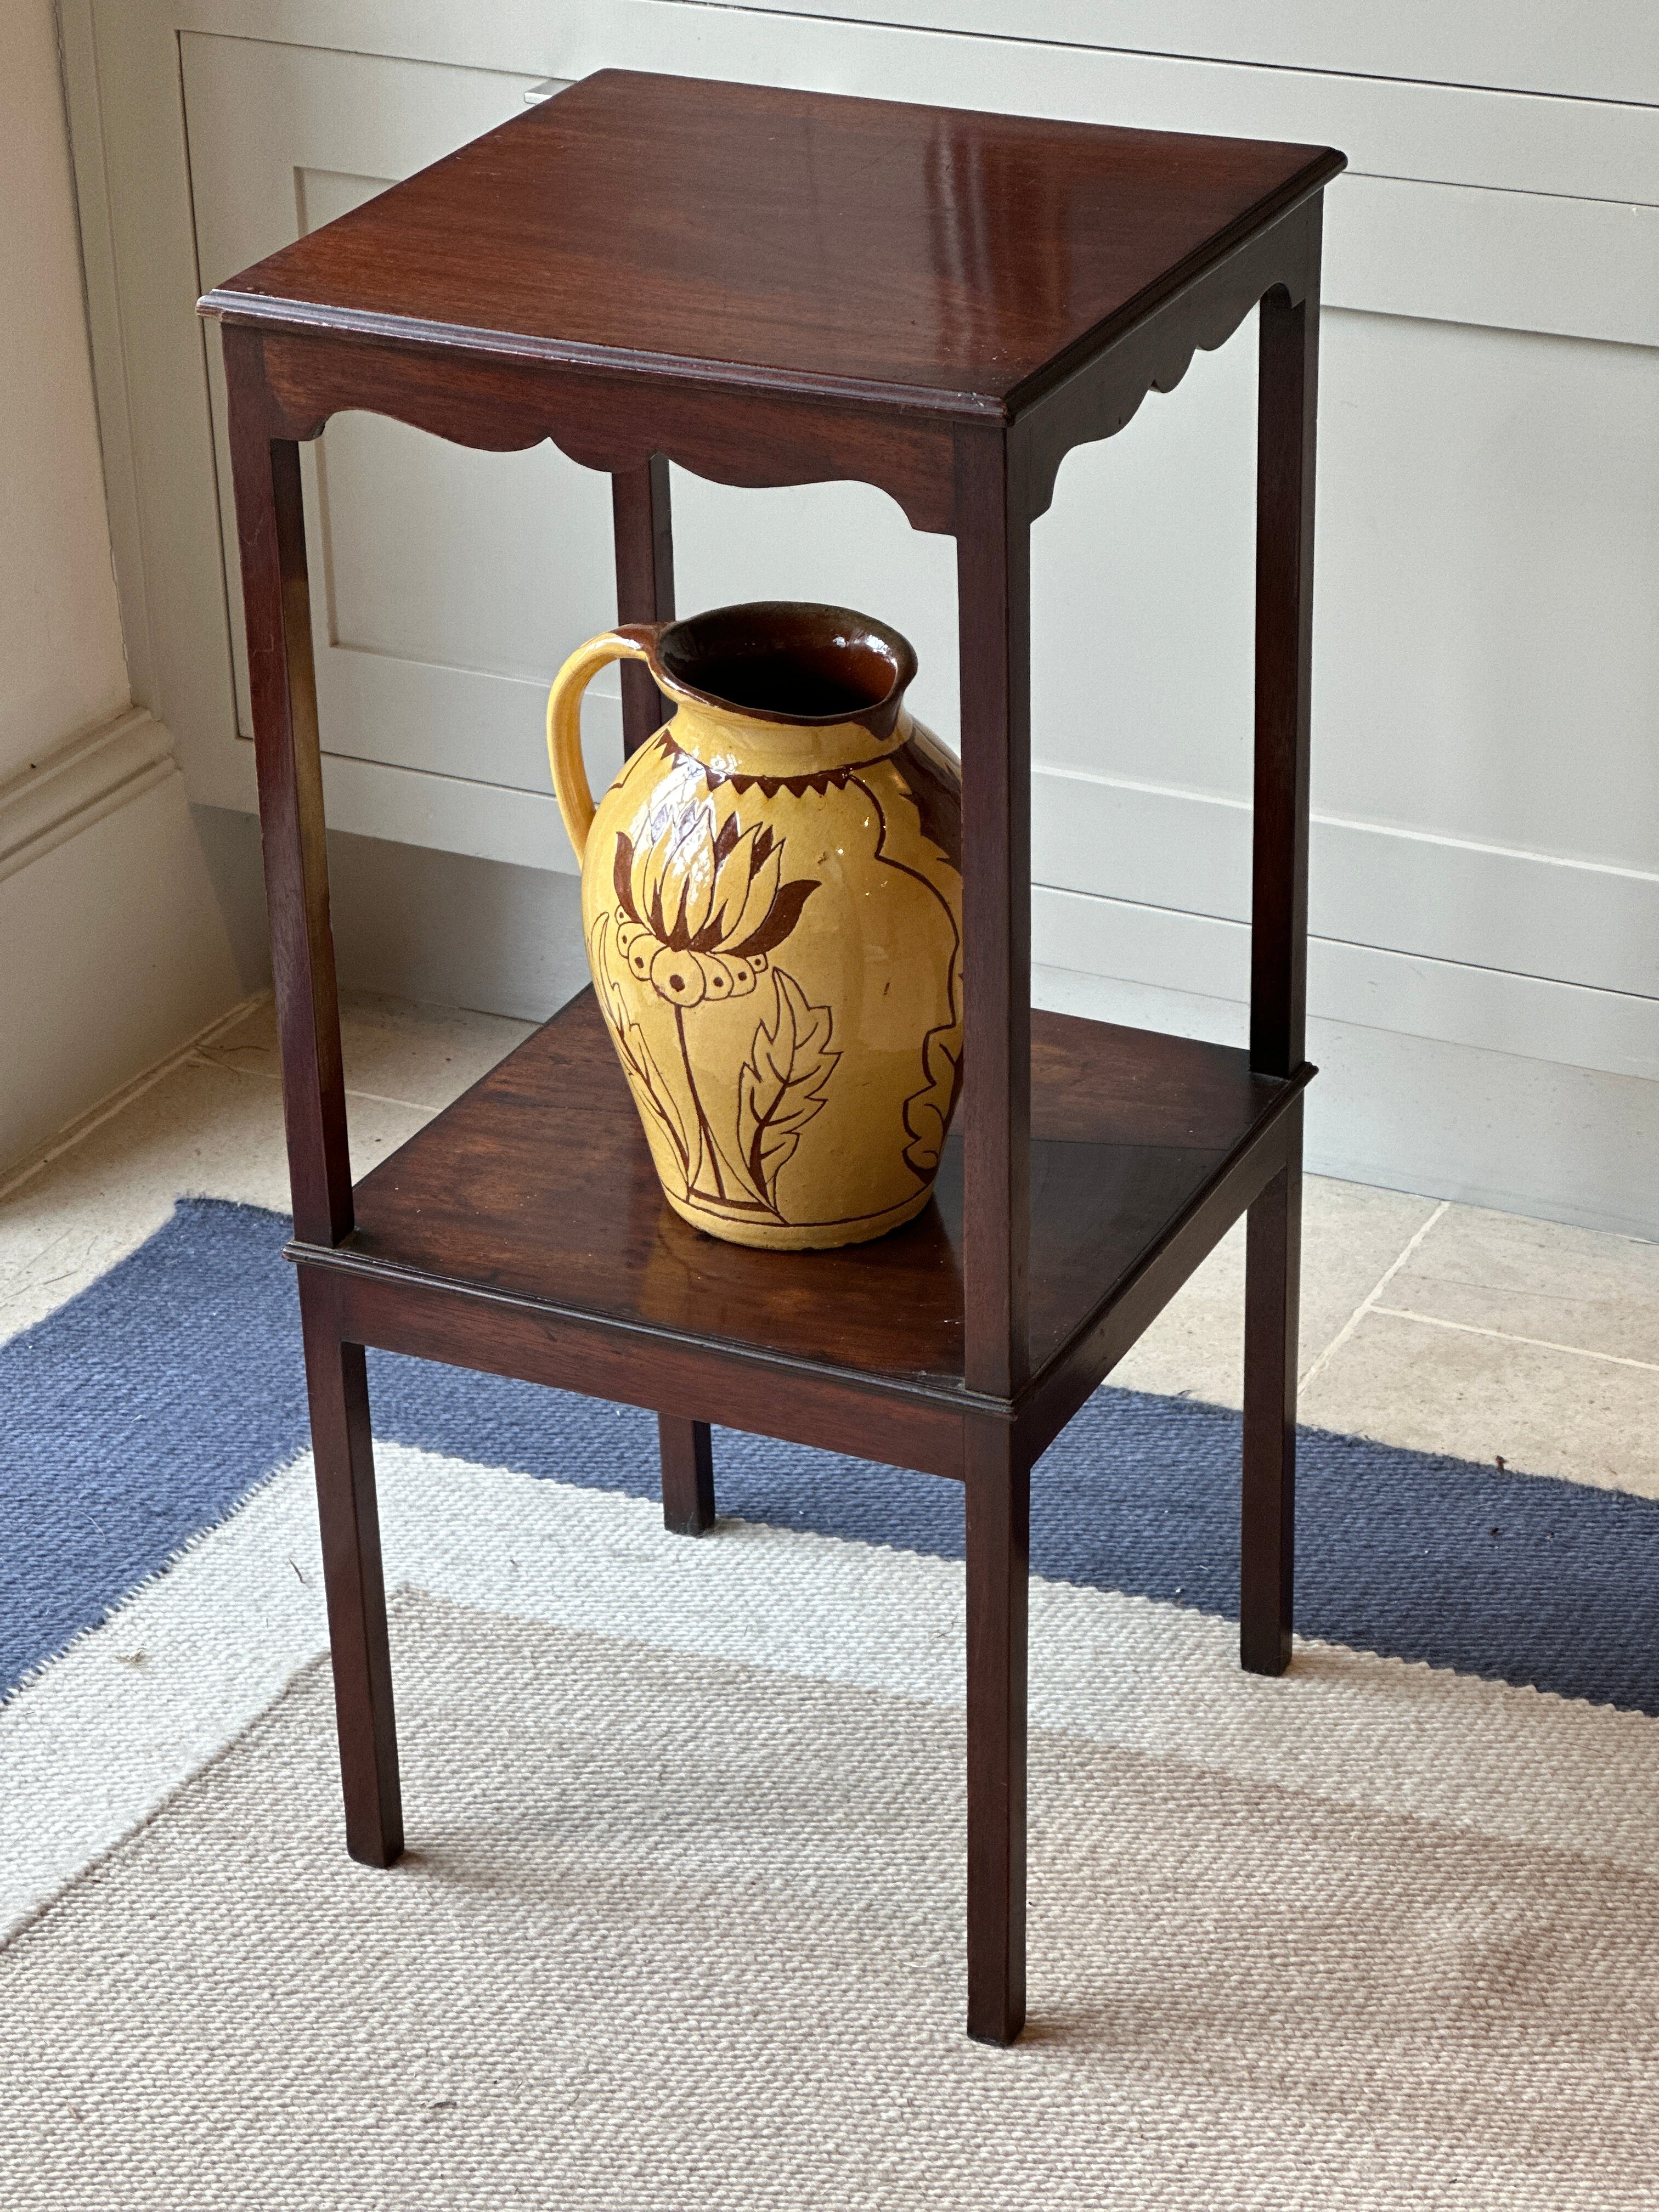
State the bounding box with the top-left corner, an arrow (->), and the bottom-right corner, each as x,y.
654,603 -> 917,729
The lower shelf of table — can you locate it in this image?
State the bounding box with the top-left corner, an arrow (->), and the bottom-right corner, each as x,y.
295,989 -> 1307,1470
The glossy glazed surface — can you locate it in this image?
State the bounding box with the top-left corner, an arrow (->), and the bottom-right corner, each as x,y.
206,69 -> 1341,413
548,608 -> 963,1249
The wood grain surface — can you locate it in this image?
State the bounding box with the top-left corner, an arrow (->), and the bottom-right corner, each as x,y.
203,70 -> 1341,415
333,989 -> 1299,1397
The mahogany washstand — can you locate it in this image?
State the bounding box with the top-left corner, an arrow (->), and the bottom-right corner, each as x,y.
201,70 -> 1345,2045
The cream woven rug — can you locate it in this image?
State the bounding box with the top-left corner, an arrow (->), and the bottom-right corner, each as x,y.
7,1562 -> 1659,2209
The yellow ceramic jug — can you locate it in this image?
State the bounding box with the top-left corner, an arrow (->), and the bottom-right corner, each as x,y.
547,602 -> 963,1250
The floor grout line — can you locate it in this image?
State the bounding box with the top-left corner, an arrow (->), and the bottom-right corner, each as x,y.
195,1057 -> 438,1118
0,992 -> 273,1207
339,1088 -> 439,1115
1371,1305 -> 1659,1375
1298,1199 -> 1452,1391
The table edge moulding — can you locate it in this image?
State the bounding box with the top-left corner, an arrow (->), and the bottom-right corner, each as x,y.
200,66 -> 1344,2049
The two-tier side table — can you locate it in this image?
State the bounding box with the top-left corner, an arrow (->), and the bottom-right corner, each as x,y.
201,69 -> 1344,2045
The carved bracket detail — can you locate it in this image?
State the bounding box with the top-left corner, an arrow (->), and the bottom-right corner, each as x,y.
215,320 -> 959,534
209,190 -> 1323,546
1014,199 -> 1323,522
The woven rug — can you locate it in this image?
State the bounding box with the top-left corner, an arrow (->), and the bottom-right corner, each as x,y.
5,1199 -> 1659,2207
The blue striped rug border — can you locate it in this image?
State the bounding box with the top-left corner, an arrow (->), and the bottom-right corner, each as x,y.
4,1197 -> 1653,1714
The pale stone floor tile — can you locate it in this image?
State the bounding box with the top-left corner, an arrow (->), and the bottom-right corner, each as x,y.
201,989 -> 536,1111
1108,1175 -> 1441,1409
0,1057 -> 428,1344
1299,1307 -> 1659,1497
1379,1199 -> 1659,1367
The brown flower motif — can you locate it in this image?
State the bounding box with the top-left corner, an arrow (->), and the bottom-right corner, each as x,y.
611,804 -> 820,1008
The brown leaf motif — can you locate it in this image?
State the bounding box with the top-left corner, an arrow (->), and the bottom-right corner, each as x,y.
736,970 -> 840,1212
901,1017 -> 963,1181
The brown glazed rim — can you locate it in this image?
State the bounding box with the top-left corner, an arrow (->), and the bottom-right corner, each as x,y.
618,600 -> 919,741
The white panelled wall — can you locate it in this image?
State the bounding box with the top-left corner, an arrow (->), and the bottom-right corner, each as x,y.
55,0 -> 1659,1231
0,0 -> 247,1174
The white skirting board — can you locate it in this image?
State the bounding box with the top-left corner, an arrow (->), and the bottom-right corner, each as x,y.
1036,964 -> 1659,1245
0,714 -> 248,1173
193,810 -> 1658,1243
324,819 -> 589,1023
1032,883 -> 1659,1238
193,804 -> 589,1028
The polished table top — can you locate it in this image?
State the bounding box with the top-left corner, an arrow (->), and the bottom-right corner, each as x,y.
204,69 -> 1342,416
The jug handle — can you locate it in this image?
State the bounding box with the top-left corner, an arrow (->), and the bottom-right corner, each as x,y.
545,627 -> 656,865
